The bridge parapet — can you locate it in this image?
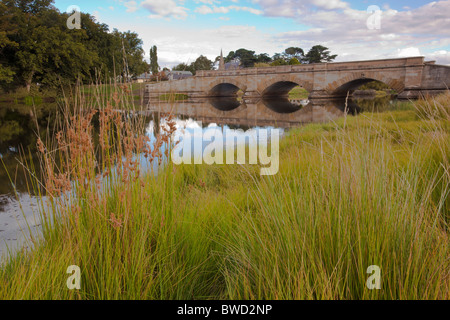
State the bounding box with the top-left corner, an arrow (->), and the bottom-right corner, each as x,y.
196,57 -> 425,78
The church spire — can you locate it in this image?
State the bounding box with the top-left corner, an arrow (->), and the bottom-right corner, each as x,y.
219,49 -> 225,71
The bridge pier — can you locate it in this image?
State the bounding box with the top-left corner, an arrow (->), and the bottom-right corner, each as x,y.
308,90 -> 329,99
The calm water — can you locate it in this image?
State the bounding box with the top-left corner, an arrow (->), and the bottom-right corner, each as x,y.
0,94 -> 395,258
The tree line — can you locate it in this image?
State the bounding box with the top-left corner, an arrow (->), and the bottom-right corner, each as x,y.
170,45 -> 337,74
222,46 -> 337,68
0,0 -> 149,92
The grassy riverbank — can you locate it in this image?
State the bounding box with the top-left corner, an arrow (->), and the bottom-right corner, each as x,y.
0,92 -> 448,299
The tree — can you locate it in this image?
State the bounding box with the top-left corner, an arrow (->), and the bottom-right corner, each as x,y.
288,58 -> 301,65
254,62 -> 271,68
0,31 -> 16,83
304,45 -> 337,64
5,0 -> 54,14
191,55 -> 213,74
172,63 -> 191,72
284,47 -> 304,62
224,51 -> 235,63
149,45 -> 159,75
271,52 -> 289,65
172,56 -> 213,75
110,30 -> 148,80
233,49 -> 257,68
223,49 -> 258,68
0,0 -> 150,91
256,53 -> 272,64
270,58 -> 288,66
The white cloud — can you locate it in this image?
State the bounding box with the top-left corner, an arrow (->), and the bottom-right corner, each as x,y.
123,1 -> 138,13
195,0 -> 220,4
250,0 -> 349,18
262,1 -> 450,65
229,5 -> 263,15
141,0 -> 189,19
109,0 -> 450,67
426,50 -> 450,65
311,0 -> 348,10
195,5 -> 263,15
397,47 -> 421,57
195,5 -> 227,14
111,22 -> 277,68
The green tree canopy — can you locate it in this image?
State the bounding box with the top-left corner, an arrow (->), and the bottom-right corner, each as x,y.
0,0 -> 149,91
150,45 -> 159,75
191,55 -> 213,73
256,53 -> 272,64
284,47 -> 305,60
304,45 -> 337,64
172,63 -> 192,73
172,55 -> 213,75
223,49 -> 257,68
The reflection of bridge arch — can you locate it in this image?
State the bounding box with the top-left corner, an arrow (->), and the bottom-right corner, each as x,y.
255,99 -> 307,119
208,97 -> 245,112
329,72 -> 405,96
207,101 -> 248,117
261,98 -> 303,114
207,79 -> 247,97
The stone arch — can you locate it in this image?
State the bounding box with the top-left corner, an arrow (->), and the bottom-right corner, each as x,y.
207,78 -> 247,97
257,73 -> 314,96
256,74 -> 311,114
327,71 -> 405,96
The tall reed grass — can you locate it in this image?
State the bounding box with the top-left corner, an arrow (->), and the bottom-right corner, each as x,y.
0,88 -> 448,300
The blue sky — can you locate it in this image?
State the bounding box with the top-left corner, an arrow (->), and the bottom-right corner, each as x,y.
53,0 -> 450,67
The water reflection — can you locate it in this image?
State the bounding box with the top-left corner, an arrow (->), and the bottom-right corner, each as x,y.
208,97 -> 242,111
262,97 -> 303,114
0,94 -> 396,204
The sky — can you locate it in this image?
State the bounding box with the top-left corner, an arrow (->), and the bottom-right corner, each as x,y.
53,0 -> 450,68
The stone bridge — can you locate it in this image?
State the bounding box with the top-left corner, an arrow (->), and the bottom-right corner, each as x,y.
145,56 -> 450,105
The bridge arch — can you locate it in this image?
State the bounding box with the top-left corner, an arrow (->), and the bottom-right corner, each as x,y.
258,74 -> 314,96
262,81 -> 301,97
207,79 -> 247,97
329,72 -> 405,96
257,75 -> 312,114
